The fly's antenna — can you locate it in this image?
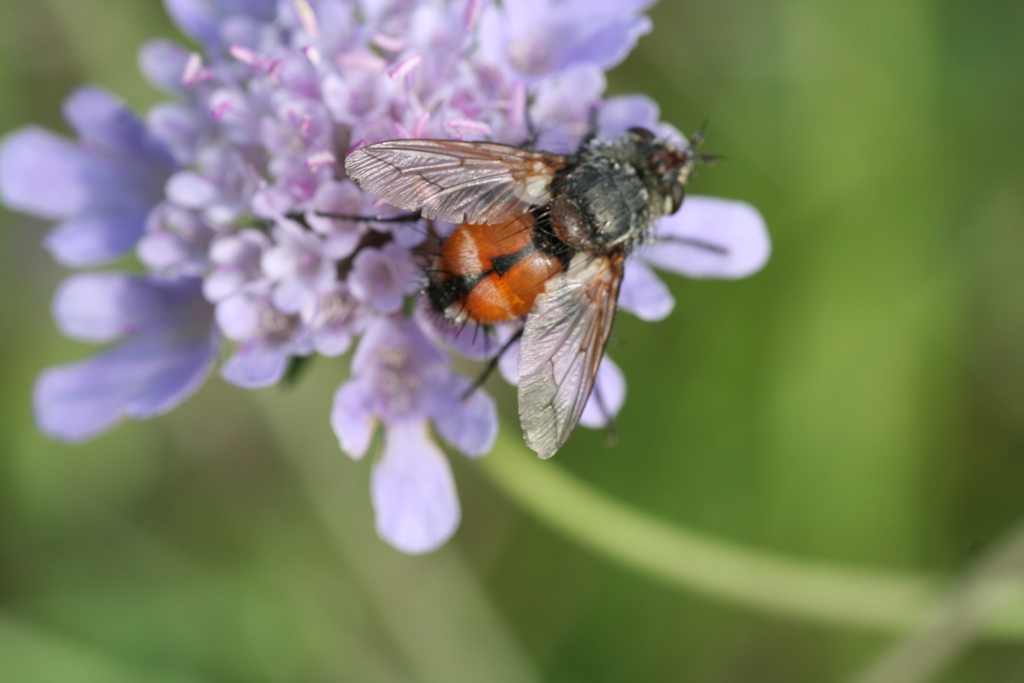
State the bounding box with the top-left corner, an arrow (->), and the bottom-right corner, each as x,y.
690,118 -> 710,148
683,119 -> 721,175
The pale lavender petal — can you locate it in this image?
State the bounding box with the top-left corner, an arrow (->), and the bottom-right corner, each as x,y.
271,279 -> 310,314
214,294 -> 264,342
579,355 -> 626,429
33,327 -> 217,442
52,273 -> 189,342
203,268 -> 249,302
4,89 -> 175,265
644,196 -> 771,279
147,104 -> 205,164
0,128 -> 88,219
331,378 -> 377,460
554,3 -> 652,72
372,420 -> 460,554
348,243 -> 417,315
598,94 -> 660,139
220,341 -> 288,388
388,220 -> 428,249
499,338 -> 521,386
531,64 -> 606,151
63,87 -> 175,169
164,0 -> 276,46
482,0 -> 653,76
138,40 -> 191,93
166,171 -> 218,209
313,328 -> 353,357
45,212 -> 149,267
431,375 -> 498,458
163,0 -> 220,46
618,259 -> 674,322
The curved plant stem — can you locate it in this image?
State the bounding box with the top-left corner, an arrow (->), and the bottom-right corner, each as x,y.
478,435 -> 1024,640
849,519 -> 1024,683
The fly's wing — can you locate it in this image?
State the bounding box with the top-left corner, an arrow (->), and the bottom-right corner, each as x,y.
517,252 -> 625,459
344,139 -> 566,225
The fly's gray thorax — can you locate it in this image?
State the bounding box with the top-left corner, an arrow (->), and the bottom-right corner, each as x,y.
559,144 -> 658,251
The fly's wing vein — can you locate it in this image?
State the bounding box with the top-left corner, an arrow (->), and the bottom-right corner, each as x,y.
517,253 -> 624,458
345,139 -> 565,225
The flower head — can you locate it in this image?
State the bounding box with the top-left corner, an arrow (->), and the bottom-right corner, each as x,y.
0,0 -> 770,553
332,317 -> 496,552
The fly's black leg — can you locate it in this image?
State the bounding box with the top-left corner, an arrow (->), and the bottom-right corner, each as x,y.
650,235 -> 729,256
462,327 -> 524,400
519,106 -> 540,150
579,103 -> 602,146
310,210 -> 422,223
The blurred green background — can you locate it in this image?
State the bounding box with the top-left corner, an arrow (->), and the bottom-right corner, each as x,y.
2,1 -> 1024,681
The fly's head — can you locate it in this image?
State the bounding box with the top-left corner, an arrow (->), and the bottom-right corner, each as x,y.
627,126 -> 717,217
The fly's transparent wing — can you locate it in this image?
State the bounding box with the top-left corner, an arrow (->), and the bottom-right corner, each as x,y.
344,139 -> 566,225
517,252 -> 625,459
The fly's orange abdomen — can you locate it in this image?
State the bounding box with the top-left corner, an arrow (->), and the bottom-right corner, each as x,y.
461,251 -> 562,323
429,215 -> 563,324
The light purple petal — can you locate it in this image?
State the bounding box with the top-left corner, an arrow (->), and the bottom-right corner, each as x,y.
371,420 -> 460,554
163,0 -> 221,46
552,2 -> 653,72
163,0 -> 276,46
331,378 -> 377,460
214,293 -> 262,341
220,341 -> 289,388
0,128 -> 88,219
53,273 -> 194,342
644,196 -> 771,279
482,0 -> 653,76
138,40 -> 191,93
598,94 -> 660,139
271,279 -> 310,315
166,171 -> 218,209
579,355 -> 626,429
45,211 -> 150,267
33,326 -> 217,442
498,338 -> 521,386
348,243 -> 417,315
147,104 -> 205,164
431,375 -> 498,458
63,87 -> 176,170
313,326 -> 354,357
618,259 -> 674,322
531,64 -> 606,152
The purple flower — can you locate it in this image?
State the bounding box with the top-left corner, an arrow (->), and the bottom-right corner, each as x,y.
479,0 -> 656,78
35,274 -> 217,441
1,0 -> 770,553
332,317 -> 496,553
163,0 -> 277,50
0,87 -> 177,266
348,243 -> 420,314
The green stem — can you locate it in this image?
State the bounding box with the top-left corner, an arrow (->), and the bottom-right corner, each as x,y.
478,435 -> 1024,639
849,520 -> 1024,682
